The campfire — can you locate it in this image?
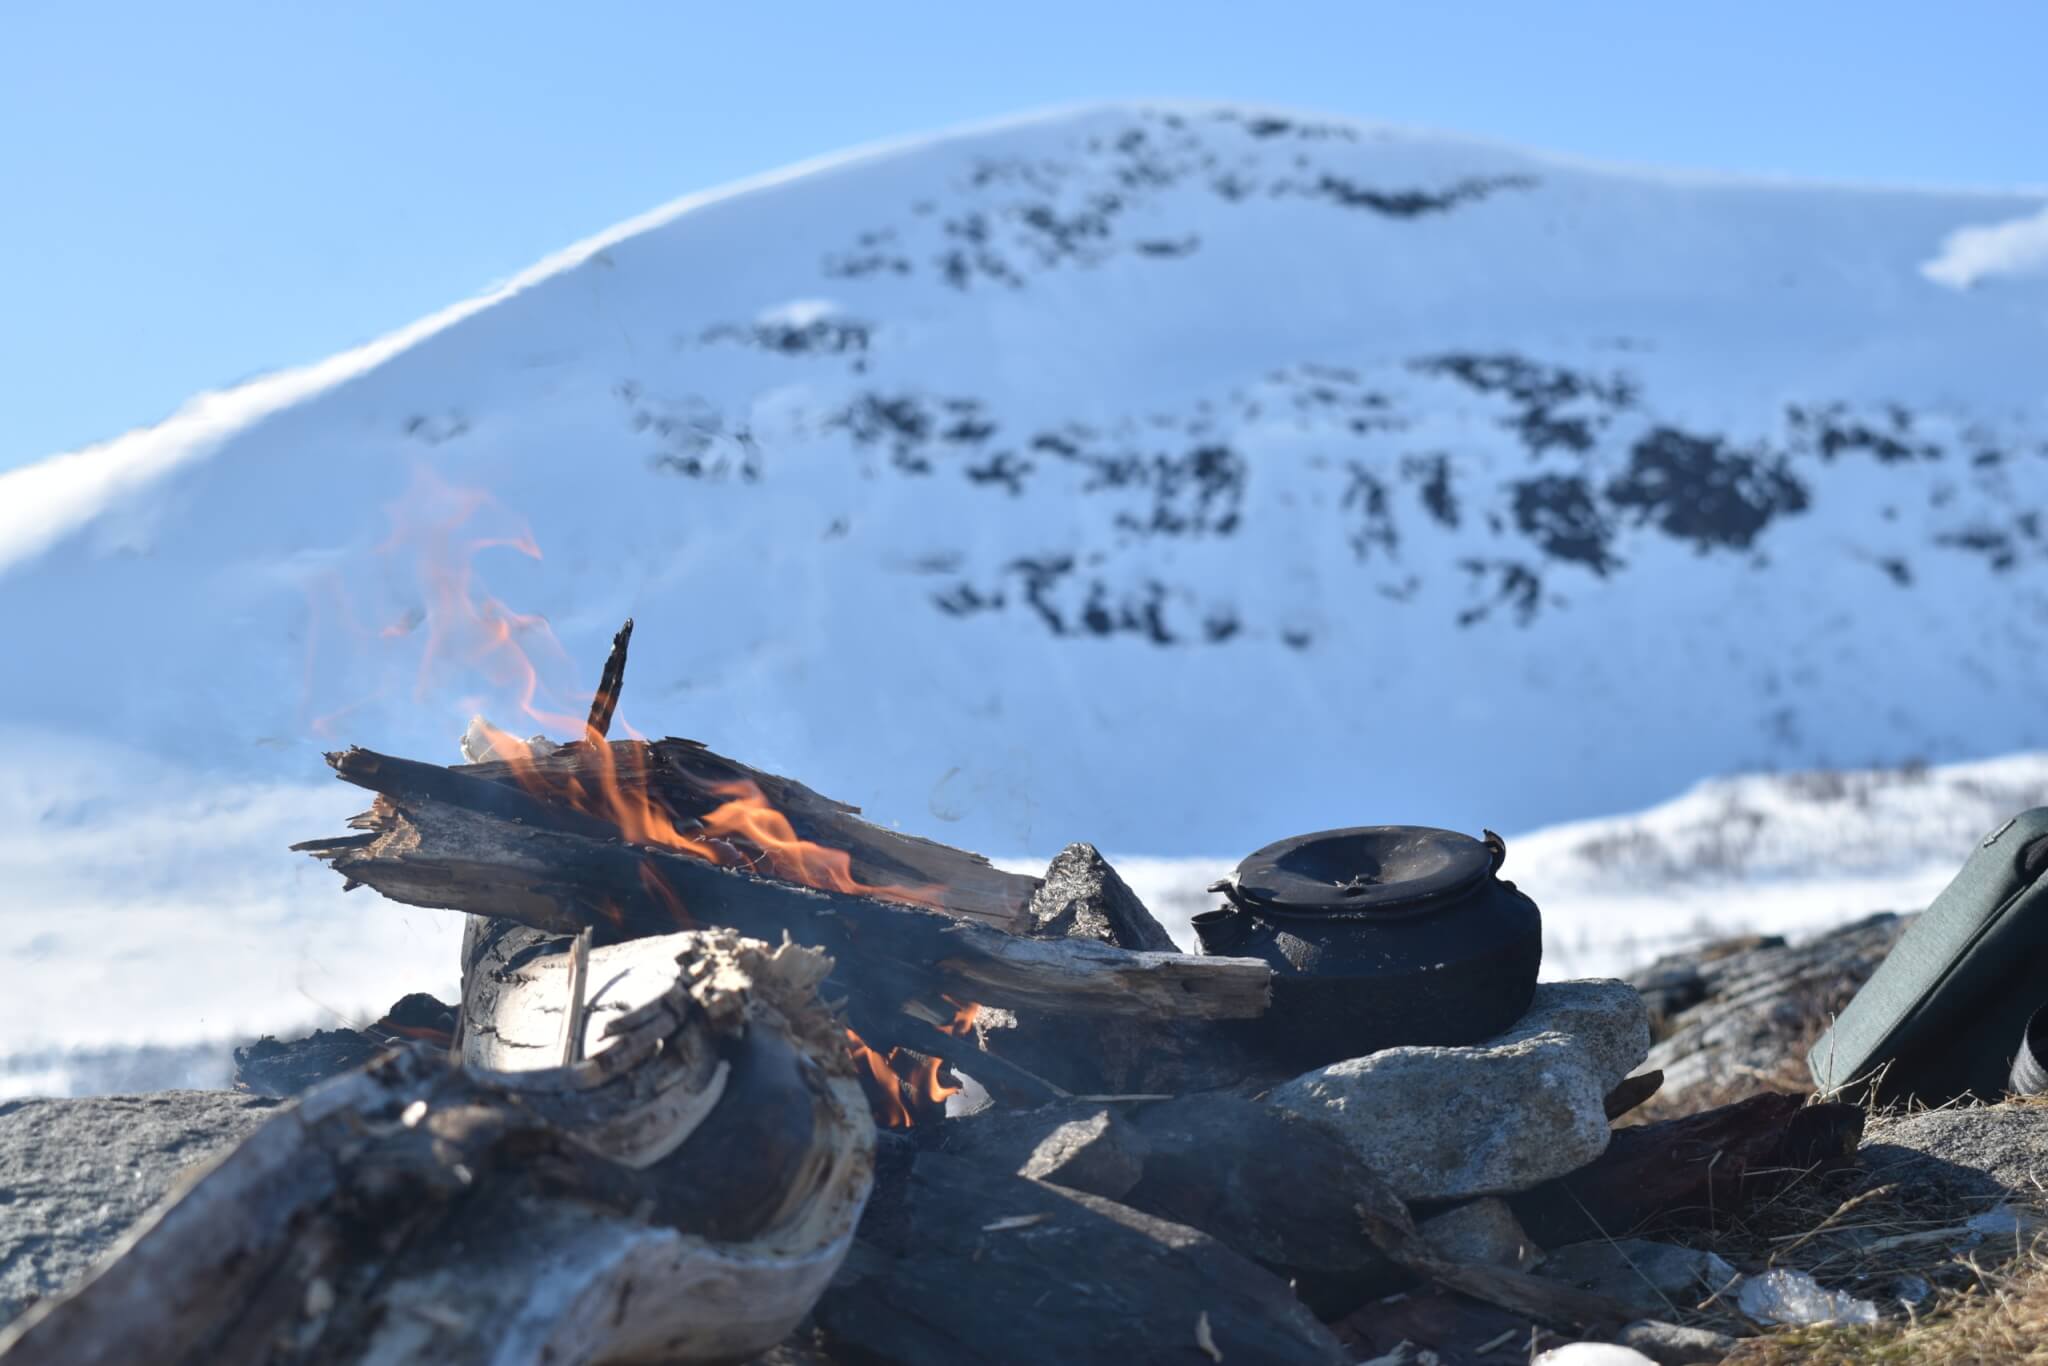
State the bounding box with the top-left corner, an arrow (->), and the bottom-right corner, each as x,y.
0,501 -> 1870,1364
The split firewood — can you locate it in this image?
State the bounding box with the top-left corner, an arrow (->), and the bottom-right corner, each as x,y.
583,617 -> 633,740
0,932 -> 874,1366
1508,1092 -> 1866,1245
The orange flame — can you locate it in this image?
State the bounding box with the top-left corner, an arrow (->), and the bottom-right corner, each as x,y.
317,468 -> 944,915
475,716 -> 943,911
844,1027 -> 961,1128
938,994 -> 980,1037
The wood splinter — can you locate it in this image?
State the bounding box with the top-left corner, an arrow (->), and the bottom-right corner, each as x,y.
584,617 -> 633,740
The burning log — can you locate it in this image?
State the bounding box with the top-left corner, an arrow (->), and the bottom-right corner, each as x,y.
452,726 -> 1039,931
298,744 -> 1273,1097
0,931 -> 873,1366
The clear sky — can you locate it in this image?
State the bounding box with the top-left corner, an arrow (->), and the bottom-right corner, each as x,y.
2,2 -> 2040,471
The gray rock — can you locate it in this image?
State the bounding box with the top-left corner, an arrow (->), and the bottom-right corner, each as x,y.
936,1102 -> 1149,1201
1016,1109 -> 1147,1199
1614,1319 -> 1740,1365
1027,843 -> 1178,952
1269,980 -> 1650,1199
1416,1197 -> 1541,1271
1860,1103 -> 2048,1200
0,1090 -> 280,1330
1636,913 -> 1906,1107
1536,1238 -> 1740,1317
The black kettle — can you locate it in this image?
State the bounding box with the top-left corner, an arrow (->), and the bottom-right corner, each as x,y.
1192,825 -> 1542,1070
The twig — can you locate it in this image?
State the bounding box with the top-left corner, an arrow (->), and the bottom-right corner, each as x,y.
559,927 -> 593,1066
585,618 -> 634,739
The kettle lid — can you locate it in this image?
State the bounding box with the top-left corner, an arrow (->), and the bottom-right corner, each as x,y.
1226,825 -> 1497,918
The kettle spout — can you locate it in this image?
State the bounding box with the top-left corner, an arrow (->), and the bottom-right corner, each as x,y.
1191,907 -> 1252,956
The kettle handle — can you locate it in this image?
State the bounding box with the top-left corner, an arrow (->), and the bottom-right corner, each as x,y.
1482,829 -> 1507,875
1207,875 -> 1252,911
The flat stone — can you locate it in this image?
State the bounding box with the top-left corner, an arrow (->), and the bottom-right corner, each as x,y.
1536,1238 -> 1739,1317
1269,980 -> 1650,1199
1859,1103 -> 2048,1201
0,1090 -> 281,1330
1415,1197 -> 1541,1271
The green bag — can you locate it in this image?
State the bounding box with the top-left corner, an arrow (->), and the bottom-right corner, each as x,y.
1808,808 -> 2048,1106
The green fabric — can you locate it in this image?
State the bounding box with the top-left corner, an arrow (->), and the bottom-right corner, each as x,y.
1808,808 -> 2048,1106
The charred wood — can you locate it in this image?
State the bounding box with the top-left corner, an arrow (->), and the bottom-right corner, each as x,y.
463,735 -> 1037,930
1508,1093 -> 1866,1245
583,617 -> 633,740
0,933 -> 874,1366
302,749 -> 1272,1040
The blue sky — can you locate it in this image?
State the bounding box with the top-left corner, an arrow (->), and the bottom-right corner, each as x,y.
3,2 -> 2041,472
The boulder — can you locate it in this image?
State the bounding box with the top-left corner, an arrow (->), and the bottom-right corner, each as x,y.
0,1091 -> 280,1330
1269,980 -> 1650,1200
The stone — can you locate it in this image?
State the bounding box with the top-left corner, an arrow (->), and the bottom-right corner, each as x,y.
0,1090 -> 281,1330
1269,980 -> 1650,1200
1614,1319 -> 1740,1365
1016,1109 -> 1148,1200
1634,913 -> 1906,1111
1027,843 -> 1179,953
1535,1238 -> 1739,1317
1415,1197 -> 1541,1271
1859,1102 -> 2048,1200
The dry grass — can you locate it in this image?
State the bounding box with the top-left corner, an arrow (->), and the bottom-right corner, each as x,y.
1726,1247 -> 2048,1364
1622,1092 -> 2048,1362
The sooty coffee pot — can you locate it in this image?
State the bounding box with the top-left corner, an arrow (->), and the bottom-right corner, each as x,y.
1192,825 -> 1542,1070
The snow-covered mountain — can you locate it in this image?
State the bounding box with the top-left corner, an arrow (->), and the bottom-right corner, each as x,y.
4,102 -> 2047,1069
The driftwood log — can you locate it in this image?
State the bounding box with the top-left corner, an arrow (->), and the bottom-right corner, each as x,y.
452,726 -> 1039,930
297,744 -> 1273,1096
0,932 -> 874,1366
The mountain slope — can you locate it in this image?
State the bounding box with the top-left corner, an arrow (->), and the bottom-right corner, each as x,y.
3,102 -> 2048,1052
